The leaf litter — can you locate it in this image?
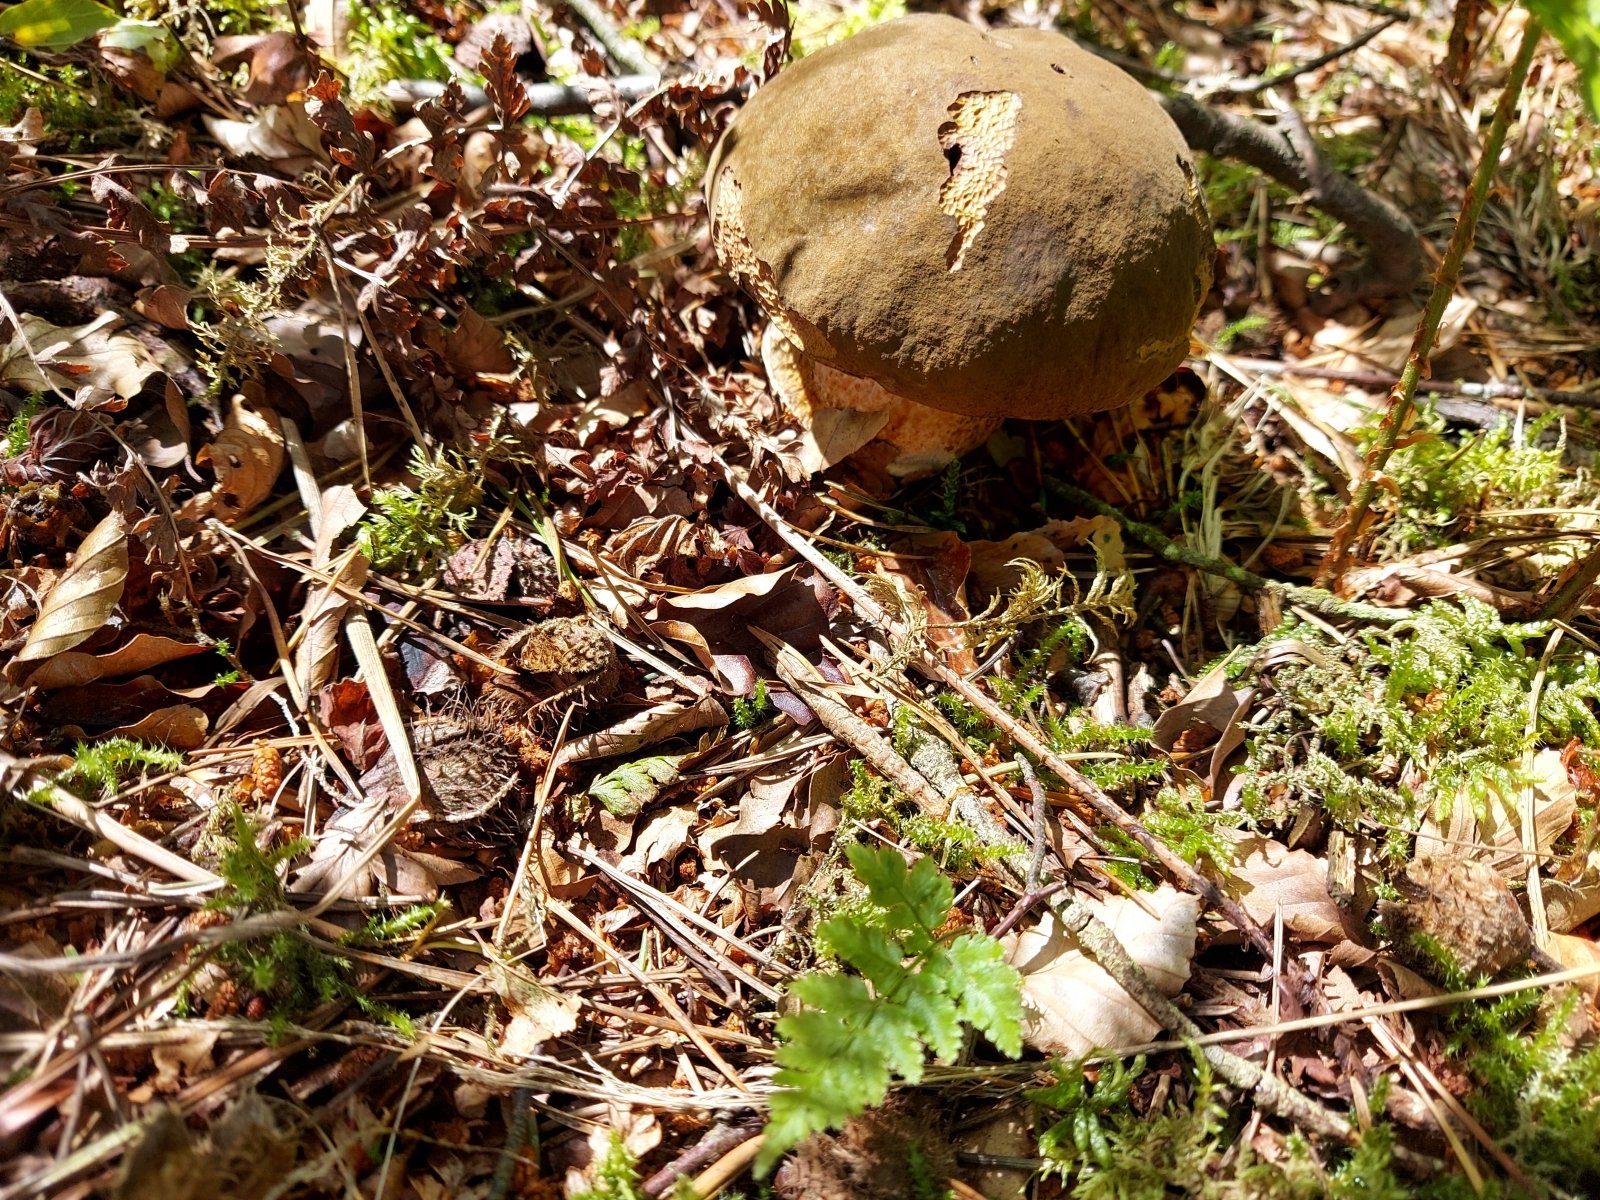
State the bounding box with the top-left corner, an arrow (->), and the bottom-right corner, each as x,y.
1,0 -> 1600,1197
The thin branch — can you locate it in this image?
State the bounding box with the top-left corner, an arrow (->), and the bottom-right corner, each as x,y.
382,74 -> 666,114
1043,478 -> 1408,626
1318,18 -> 1545,585
562,0 -> 658,78
1219,357 -> 1600,410
1213,19 -> 1397,96
1162,91 -> 1423,310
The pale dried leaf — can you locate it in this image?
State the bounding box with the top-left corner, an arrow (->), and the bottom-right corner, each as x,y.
103,704 -> 208,749
555,695 -> 727,768
619,805 -> 698,874
1005,888 -> 1198,1056
16,510 -> 128,664
0,314 -> 186,400
1224,834 -> 1354,943
1417,748 -> 1578,874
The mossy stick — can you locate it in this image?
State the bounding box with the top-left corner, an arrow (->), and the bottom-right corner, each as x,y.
1044,478 -> 1406,626
1317,18 -> 1544,585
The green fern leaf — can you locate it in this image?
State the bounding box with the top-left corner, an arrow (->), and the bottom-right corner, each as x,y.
844,842 -> 950,951
758,845 -> 1024,1175
937,933 -> 1024,1057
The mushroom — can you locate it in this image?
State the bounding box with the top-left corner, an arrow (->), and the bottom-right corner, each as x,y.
707,14 -> 1213,479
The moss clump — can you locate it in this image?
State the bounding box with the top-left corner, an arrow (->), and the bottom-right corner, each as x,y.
1240,598 -> 1600,831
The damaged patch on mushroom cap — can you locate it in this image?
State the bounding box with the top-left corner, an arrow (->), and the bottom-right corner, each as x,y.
708,13 -> 1213,421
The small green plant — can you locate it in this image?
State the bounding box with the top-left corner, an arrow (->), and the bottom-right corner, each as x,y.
3,394 -> 44,458
1358,402 -> 1568,556
839,759 -> 983,871
343,0 -> 452,104
190,805 -> 414,1034
356,445 -> 484,570
732,680 -> 773,730
1032,1054 -> 1147,1171
1241,598 -> 1600,830
759,843 -> 1023,1174
57,738 -> 182,800
1031,1053 -> 1417,1198
571,1134 -> 644,1200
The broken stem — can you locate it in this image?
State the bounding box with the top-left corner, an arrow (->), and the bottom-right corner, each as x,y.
1317,17 -> 1544,586
1044,478 -> 1407,626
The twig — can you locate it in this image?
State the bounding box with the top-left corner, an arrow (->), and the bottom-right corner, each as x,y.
1536,544 -> 1600,623
382,74 -> 667,114
1042,890 -> 1358,1147
1043,478 -> 1407,626
1218,357 -> 1600,410
1017,755 -> 1049,893
698,435 -> 1280,958
487,1088 -> 533,1200
643,1121 -> 762,1197
1162,92 -> 1422,310
562,0 -> 658,77
768,627 -> 1364,1151
1317,19 -> 1545,585
1214,18 -> 1398,96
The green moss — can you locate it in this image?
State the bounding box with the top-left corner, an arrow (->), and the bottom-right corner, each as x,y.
356,445 -> 484,570
1358,402 -> 1568,556
1240,598 -> 1600,830
343,0 -> 452,103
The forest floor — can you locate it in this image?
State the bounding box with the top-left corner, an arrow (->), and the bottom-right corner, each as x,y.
3,0 -> 1600,1196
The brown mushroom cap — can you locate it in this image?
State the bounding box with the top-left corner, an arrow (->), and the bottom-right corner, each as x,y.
708,14 -> 1213,421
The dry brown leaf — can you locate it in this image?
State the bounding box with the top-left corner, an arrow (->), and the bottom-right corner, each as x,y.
620,806 -> 698,874
1545,933 -> 1600,1003
103,704 -> 209,749
1416,748 -> 1578,874
192,395 -> 285,523
554,695 -> 727,768
488,964 -> 580,1059
0,314 -> 187,401
26,633 -> 207,689
15,510 -> 128,666
1005,887 -> 1198,1056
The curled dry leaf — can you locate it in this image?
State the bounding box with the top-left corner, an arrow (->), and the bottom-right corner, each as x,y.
488,963 -> 580,1059
1005,887 -> 1198,1056
102,703 -> 209,749
25,632 -> 207,689
1416,747 -> 1578,875
15,509 -> 128,666
189,395 -> 286,524
554,694 -> 727,769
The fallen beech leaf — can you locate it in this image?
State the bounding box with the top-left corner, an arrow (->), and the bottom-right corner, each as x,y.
1545,933 -> 1600,1003
1005,887 -> 1198,1056
495,971 -> 580,1059
1417,748 -> 1578,875
1223,834 -> 1355,943
0,314 -> 187,400
16,510 -> 128,665
26,632 -> 207,689
554,695 -> 727,768
620,804 -> 698,874
103,704 -> 209,749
